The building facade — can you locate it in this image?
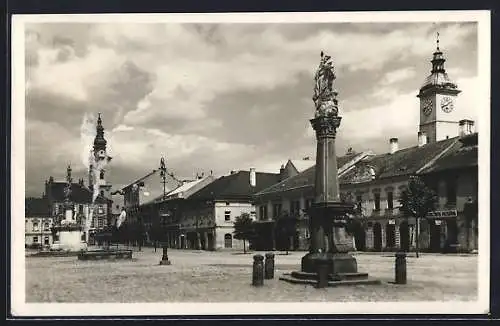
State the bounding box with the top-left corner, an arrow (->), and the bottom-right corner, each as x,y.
175,169 -> 281,251
25,197 -> 53,248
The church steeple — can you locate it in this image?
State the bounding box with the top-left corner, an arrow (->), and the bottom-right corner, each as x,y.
93,112 -> 107,152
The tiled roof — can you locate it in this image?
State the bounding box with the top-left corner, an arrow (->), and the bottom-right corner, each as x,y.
255,154 -> 359,196
362,137 -> 459,179
46,182 -> 111,204
419,133 -> 478,174
188,170 -> 281,201
25,197 -> 51,216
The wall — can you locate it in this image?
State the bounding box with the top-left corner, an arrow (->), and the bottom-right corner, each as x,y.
25,216 -> 53,246
214,201 -> 254,250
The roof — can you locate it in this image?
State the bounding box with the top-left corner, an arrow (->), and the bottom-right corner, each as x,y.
188,170 -> 281,201
289,159 -> 315,173
255,153 -> 361,196
166,176 -> 214,198
25,197 -> 51,216
419,133 -> 478,174
359,136 -> 459,180
113,169 -> 159,193
46,182 -> 111,204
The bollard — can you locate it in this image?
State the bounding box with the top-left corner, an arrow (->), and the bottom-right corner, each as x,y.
316,258 -> 330,288
395,251 -> 407,284
252,254 -> 264,286
160,245 -> 171,265
264,253 -> 275,279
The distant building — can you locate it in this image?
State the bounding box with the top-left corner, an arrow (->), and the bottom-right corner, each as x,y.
137,175 -> 216,247
176,169 -> 281,250
43,173 -> 112,240
252,152 -> 372,250
25,197 -> 53,248
112,169 -> 184,227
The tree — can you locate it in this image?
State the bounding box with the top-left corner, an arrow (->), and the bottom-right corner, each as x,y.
399,175 -> 438,258
233,213 -> 256,253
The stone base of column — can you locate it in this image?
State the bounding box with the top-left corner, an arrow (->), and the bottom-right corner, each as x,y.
301,251 -> 358,274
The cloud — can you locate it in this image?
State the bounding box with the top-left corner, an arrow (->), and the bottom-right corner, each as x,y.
23,21 -> 479,196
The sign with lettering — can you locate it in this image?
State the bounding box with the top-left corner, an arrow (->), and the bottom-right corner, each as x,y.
435,220 -> 442,225
388,219 -> 395,225
427,210 -> 457,218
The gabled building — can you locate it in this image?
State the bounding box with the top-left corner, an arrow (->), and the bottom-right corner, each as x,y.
137,175 -> 216,247
252,151 -> 374,250
25,197 -> 53,248
43,173 -> 112,232
111,169 -> 184,226
177,169 -> 281,250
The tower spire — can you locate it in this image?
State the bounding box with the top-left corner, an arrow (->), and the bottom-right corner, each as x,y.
436,31 -> 440,51
93,112 -> 107,152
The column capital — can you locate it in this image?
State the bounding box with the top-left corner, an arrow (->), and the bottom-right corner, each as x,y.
310,115 -> 342,139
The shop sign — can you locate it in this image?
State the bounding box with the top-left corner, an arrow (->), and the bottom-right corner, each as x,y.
435,220 -> 442,226
388,219 -> 396,225
427,210 -> 457,218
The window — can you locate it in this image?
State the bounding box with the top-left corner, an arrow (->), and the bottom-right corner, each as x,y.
273,203 -> 282,218
374,193 -> 381,211
44,236 -> 50,245
98,218 -> 104,228
225,202 -> 230,206
100,170 -> 105,180
44,222 -> 50,231
91,219 -> 95,228
387,192 -> 394,210
32,222 -> 39,232
79,205 -> 84,214
250,211 -> 256,219
224,211 -> 231,221
259,205 -> 268,220
446,177 -> 457,205
98,205 -> 104,214
100,190 -> 104,197
33,236 -> 38,243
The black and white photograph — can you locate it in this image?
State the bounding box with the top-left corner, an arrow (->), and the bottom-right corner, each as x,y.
11,11 -> 490,316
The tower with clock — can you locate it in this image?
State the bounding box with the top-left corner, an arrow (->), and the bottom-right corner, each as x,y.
417,34 -> 461,143
89,113 -> 113,199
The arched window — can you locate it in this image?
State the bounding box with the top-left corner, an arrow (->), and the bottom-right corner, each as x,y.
224,233 -> 232,248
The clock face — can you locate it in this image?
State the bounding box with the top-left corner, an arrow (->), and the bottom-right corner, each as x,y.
422,98 -> 433,116
441,96 -> 454,113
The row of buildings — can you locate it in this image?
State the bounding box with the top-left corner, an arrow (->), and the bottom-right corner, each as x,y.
25,41 -> 479,253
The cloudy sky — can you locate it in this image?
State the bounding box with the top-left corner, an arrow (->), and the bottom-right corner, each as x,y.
23,20 -> 479,196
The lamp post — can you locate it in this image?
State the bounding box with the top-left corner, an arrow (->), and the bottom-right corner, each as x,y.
159,156 -> 168,249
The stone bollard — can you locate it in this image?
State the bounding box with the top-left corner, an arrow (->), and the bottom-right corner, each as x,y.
395,251 -> 407,284
160,246 -> 171,265
252,254 -> 264,286
264,253 -> 275,279
316,258 -> 330,288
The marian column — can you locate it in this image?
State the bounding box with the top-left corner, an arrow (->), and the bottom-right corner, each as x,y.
300,52 -> 360,275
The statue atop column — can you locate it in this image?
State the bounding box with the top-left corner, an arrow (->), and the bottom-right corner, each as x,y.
313,51 -> 339,118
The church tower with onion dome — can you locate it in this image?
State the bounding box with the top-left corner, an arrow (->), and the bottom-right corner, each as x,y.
417,33 -> 462,144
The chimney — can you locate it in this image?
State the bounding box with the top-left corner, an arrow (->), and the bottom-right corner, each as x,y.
389,138 -> 399,154
418,131 -> 427,147
249,168 -> 256,187
459,119 -> 475,137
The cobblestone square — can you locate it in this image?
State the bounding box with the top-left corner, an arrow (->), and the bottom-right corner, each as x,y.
25,249 -> 477,303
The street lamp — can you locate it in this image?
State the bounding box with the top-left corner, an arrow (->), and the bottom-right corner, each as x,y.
159,156 -> 168,249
